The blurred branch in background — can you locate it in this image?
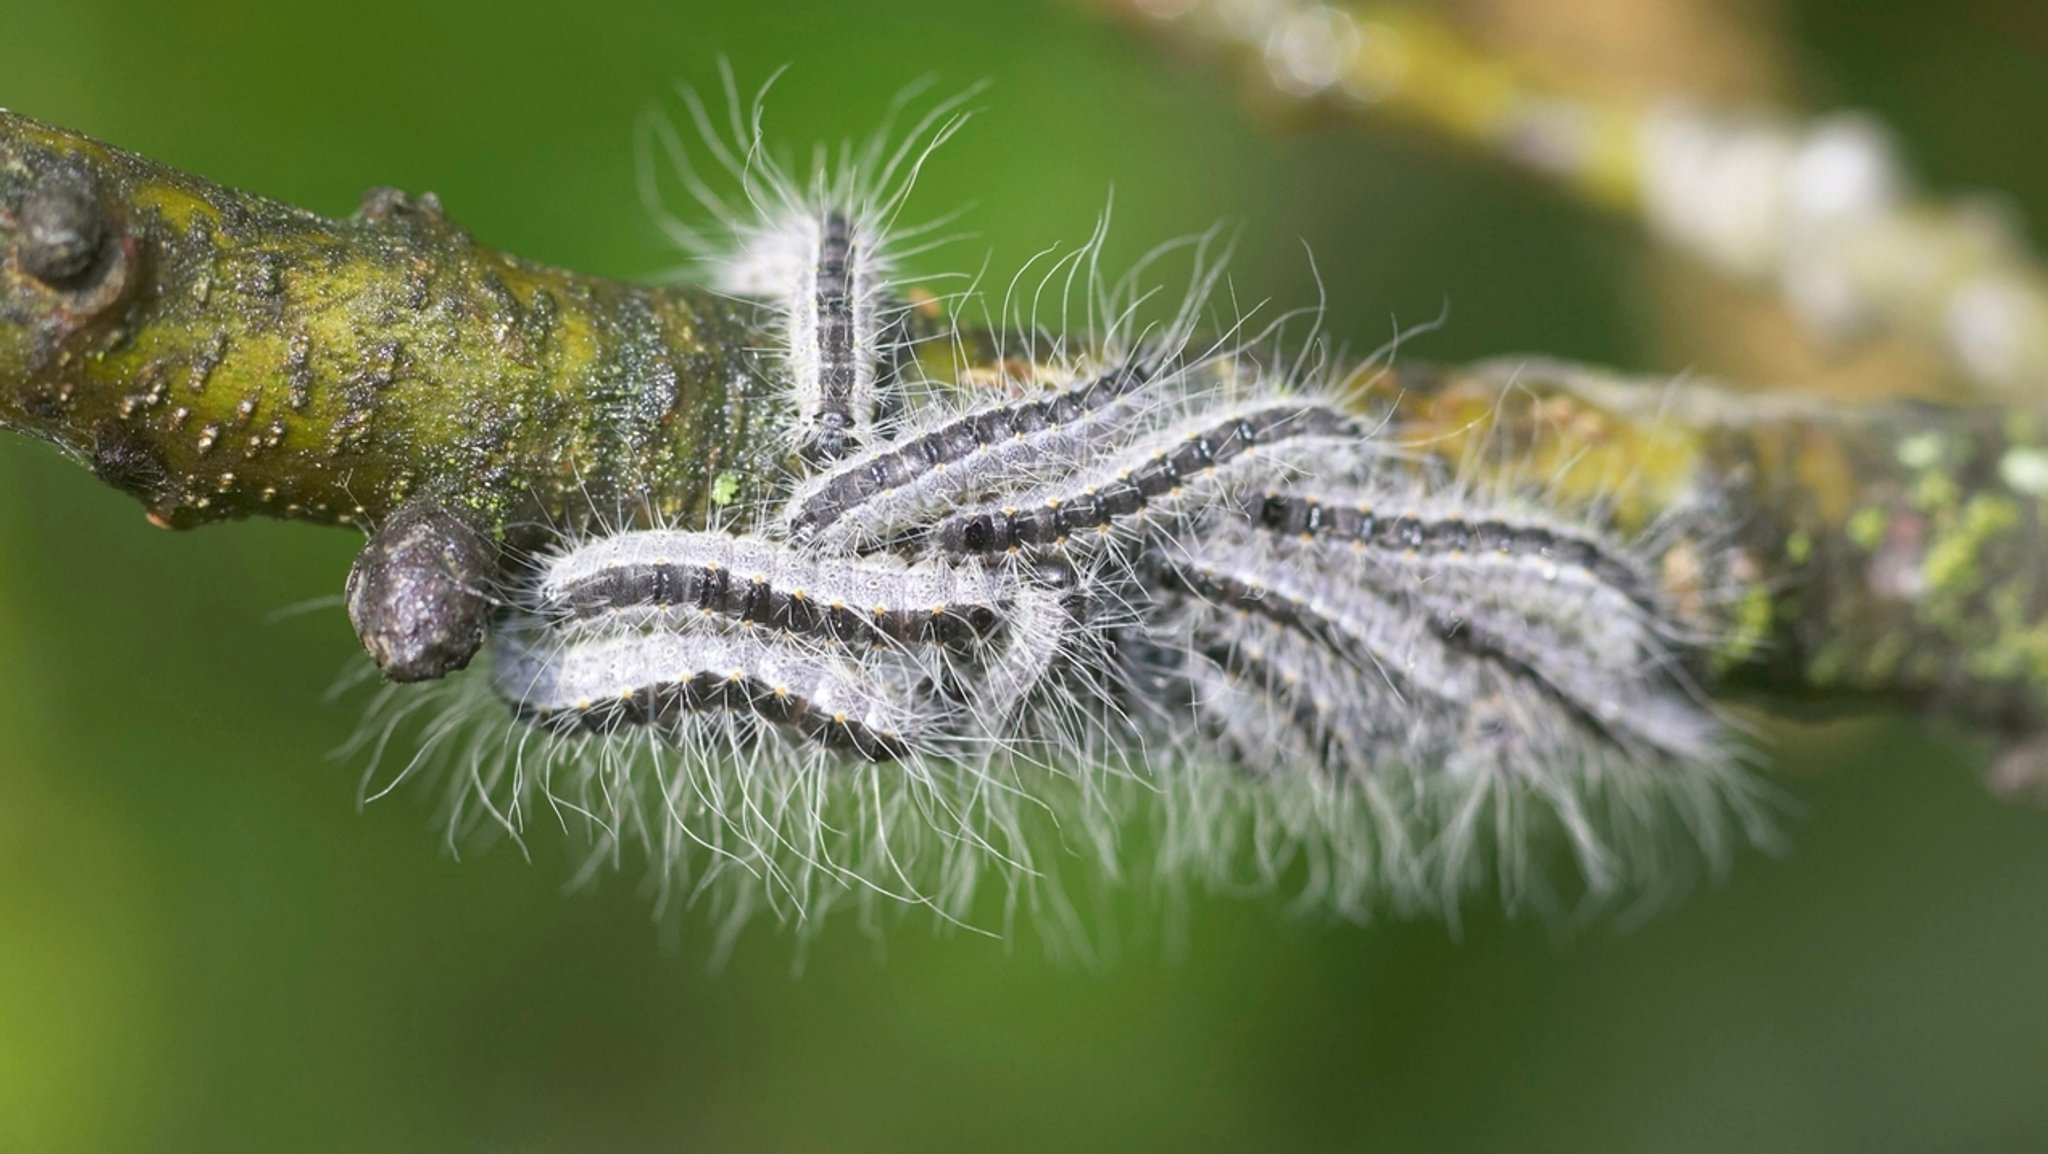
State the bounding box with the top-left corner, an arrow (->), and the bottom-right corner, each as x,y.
1100,0 -> 2048,405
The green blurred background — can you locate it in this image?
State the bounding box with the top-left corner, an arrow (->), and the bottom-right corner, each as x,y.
3,2 -> 2047,1151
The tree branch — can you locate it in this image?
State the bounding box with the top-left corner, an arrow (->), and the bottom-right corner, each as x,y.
7,109 -> 2048,747
0,109 -> 777,538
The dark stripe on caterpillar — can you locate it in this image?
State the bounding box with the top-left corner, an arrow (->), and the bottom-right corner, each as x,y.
807,211 -> 861,462
491,628 -> 921,762
1252,490 -> 1661,616
926,401 -> 1360,555
533,530 -> 1011,651
783,363 -> 1154,539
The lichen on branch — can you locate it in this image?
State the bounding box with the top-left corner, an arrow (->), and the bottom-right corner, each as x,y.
0,109 -> 778,538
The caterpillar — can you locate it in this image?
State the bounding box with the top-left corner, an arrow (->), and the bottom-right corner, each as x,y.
779,363 -> 1156,546
492,625 -> 929,761
532,528 -> 1016,650
640,67 -> 972,463
350,78 -> 1771,948
922,399 -> 1365,556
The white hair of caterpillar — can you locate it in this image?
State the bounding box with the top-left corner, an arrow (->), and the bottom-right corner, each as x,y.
638,64 -> 980,462
343,632 -> 1146,961
338,502 -> 1151,958
1118,382 -> 1782,924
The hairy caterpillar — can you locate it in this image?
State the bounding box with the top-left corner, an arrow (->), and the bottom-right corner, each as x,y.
493,626 -> 929,760
779,363 -> 1155,545
533,529 -> 1017,650
641,69 -> 970,463
350,77 -> 1770,949
925,399 -> 1364,556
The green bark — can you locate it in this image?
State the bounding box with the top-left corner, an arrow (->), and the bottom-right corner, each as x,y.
0,109 -> 779,537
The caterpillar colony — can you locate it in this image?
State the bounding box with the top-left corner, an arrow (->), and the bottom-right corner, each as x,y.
356,75 -> 1774,952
